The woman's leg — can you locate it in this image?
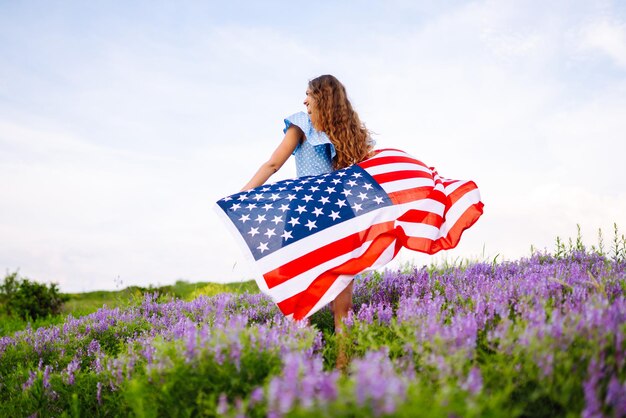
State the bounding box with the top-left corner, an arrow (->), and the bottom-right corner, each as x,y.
333,280 -> 354,332
333,279 -> 354,370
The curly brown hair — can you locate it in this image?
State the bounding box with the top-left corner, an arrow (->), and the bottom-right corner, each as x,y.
308,75 -> 374,170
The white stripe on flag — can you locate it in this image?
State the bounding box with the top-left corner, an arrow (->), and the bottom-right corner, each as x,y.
439,188 -> 482,237
442,179 -> 468,195
379,177 -> 433,193
364,162 -> 430,176
395,221 -> 441,240
373,149 -> 413,159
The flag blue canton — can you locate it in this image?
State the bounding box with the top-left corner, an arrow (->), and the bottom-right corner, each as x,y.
217,165 -> 393,260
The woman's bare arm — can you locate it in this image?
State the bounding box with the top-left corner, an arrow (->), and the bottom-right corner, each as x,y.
240,126 -> 302,191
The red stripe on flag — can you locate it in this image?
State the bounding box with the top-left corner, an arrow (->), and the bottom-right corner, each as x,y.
358,155 -> 427,169
388,187 -> 447,205
372,169 -> 432,184
396,209 -> 443,226
399,236 -> 436,253
264,221 -> 396,289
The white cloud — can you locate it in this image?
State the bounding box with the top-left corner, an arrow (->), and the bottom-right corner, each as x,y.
579,19 -> 626,68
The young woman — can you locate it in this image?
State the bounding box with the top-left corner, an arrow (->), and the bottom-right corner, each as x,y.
241,74 -> 373,337
219,74 -> 484,369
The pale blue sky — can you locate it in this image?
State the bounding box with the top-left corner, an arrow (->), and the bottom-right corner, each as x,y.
1,1 -> 625,292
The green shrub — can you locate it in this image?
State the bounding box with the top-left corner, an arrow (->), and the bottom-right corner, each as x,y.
0,271 -> 69,321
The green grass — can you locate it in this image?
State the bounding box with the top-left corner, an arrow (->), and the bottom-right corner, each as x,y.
0,279 -> 259,337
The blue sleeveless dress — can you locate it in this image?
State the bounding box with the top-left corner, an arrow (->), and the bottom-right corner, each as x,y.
283,112 -> 336,177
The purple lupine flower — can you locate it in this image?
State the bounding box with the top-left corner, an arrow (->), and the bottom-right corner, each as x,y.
213,342 -> 225,365
536,353 -> 554,377
216,393 -> 229,415
266,352 -> 339,416
198,324 -> 210,349
87,339 -> 102,356
375,303 -> 394,324
425,353 -> 453,379
65,357 -> 81,385
126,353 -> 137,380
42,365 -> 52,389
249,387 -> 264,406
48,389 -> 59,401
356,303 -> 374,323
228,339 -> 243,370
342,310 -> 355,327
304,330 -> 324,357
437,312 -> 478,354
616,329 -> 625,370
582,358 -> 603,418
605,375 -> 626,417
92,353 -> 104,373
0,336 -> 16,357
139,338 -> 157,364
461,367 -> 483,395
275,360 -> 298,413
228,397 -> 244,418
108,358 -> 125,386
96,381 -> 103,404
185,329 -> 196,363
352,349 -> 409,416
22,370 -> 37,391
396,294 -> 422,323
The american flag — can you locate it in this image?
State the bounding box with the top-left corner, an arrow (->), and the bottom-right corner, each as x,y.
215,149 -> 484,320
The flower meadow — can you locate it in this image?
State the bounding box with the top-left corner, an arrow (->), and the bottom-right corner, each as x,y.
1,247 -> 625,417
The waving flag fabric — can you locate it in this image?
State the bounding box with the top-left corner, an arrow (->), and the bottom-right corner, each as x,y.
215,149 -> 484,320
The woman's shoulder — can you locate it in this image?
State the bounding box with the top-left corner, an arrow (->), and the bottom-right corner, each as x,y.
283,111 -> 332,153
283,111 -> 312,134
